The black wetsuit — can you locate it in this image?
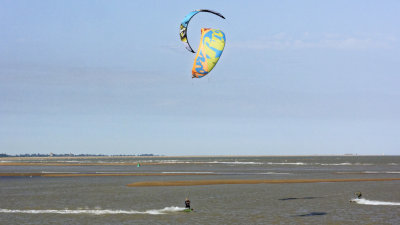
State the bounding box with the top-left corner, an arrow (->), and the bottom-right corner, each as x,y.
185,200 -> 191,209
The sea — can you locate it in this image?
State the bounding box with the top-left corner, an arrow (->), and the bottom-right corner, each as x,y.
1,156 -> 399,224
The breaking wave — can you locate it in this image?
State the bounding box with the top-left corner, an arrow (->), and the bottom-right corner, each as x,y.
41,171 -> 80,174
267,162 -> 306,165
362,171 -> 400,174
0,206 -> 186,215
320,163 -> 352,166
221,172 -> 291,175
161,171 -> 214,174
266,162 -> 374,166
351,199 -> 400,206
209,161 -> 263,165
54,160 -> 80,163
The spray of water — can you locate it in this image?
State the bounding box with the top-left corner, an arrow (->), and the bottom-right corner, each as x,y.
351,198 -> 400,206
0,206 -> 186,215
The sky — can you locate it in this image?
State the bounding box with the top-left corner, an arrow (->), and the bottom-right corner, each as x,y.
1,0 -> 399,155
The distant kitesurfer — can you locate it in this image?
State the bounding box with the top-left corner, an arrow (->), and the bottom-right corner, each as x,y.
185,198 -> 191,209
355,191 -> 362,199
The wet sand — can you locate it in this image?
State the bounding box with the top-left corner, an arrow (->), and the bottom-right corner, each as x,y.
127,178 -> 400,187
0,172 -> 216,177
0,162 -> 176,166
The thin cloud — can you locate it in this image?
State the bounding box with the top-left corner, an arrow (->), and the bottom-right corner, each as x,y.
0,63 -> 169,86
231,32 -> 397,50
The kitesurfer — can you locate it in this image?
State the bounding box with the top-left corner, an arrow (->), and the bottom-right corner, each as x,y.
355,191 -> 362,199
185,198 -> 191,209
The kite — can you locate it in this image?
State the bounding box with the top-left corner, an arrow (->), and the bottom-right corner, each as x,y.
192,28 -> 225,78
179,9 -> 226,78
180,9 -> 225,53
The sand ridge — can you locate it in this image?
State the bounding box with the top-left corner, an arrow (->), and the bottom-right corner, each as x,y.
0,172 -> 215,177
127,178 -> 400,187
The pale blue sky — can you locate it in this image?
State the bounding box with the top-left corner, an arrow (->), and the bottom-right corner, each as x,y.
1,0 -> 399,155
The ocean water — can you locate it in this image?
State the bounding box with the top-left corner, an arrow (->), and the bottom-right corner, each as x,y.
1,156 -> 399,224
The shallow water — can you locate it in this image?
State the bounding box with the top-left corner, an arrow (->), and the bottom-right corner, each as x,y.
1,156 -> 399,224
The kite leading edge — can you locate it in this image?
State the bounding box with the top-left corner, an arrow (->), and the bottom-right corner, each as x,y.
180,9 -> 225,53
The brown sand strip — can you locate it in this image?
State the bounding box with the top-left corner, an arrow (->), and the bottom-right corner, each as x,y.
127,178 -> 400,187
0,162 -> 166,166
0,172 -> 215,177
0,173 -> 43,177
42,173 -> 214,177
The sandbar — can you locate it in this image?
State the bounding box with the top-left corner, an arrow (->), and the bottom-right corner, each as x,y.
0,162 -> 166,166
0,172 -> 215,177
127,178 -> 400,187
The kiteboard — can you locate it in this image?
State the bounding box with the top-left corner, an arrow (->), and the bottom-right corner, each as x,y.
183,208 -> 194,212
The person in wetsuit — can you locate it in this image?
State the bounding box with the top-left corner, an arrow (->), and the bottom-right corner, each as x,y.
185,198 -> 191,209
355,191 -> 362,199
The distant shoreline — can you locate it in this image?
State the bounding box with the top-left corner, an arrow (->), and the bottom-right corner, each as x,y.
1,154 -> 396,161
1,155 -> 397,167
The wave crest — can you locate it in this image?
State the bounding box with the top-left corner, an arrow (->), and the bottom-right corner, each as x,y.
0,206 -> 186,215
351,198 -> 400,206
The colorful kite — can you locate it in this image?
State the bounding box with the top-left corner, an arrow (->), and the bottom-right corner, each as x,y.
180,9 -> 226,78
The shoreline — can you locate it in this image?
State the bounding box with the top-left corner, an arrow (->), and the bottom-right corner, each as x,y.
127,178 -> 400,187
0,172 -> 216,177
1,155 -> 397,161
0,162 -> 171,166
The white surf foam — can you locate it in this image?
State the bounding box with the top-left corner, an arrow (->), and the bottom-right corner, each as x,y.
361,171 -> 400,174
363,171 -> 379,174
259,172 -> 291,175
267,162 -> 306,165
161,171 -> 214,174
139,160 -> 193,164
41,171 -> 80,174
223,172 -> 291,175
320,163 -> 373,166
158,160 -> 186,163
54,160 -> 80,163
0,206 -> 186,215
351,198 -> 400,206
95,172 -> 141,174
320,163 -> 352,166
209,161 -> 263,165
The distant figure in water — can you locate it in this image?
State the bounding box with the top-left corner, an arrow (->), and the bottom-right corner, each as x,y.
355,191 -> 362,199
185,198 -> 191,209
